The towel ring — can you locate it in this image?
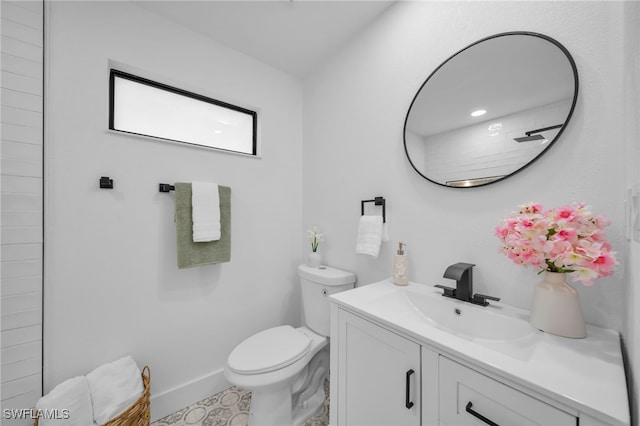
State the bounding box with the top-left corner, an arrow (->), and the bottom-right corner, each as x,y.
361,197 -> 386,223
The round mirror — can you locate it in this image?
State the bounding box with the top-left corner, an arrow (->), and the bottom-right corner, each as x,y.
403,32 -> 578,188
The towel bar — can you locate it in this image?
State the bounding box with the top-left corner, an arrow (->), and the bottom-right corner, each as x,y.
361,196 -> 386,223
159,183 -> 175,192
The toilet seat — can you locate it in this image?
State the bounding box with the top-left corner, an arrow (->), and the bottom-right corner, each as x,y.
227,325 -> 311,375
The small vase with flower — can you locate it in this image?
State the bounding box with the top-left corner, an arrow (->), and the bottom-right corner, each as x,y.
307,225 -> 325,268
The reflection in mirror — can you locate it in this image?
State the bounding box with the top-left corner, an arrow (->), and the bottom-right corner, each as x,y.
404,32 -> 578,188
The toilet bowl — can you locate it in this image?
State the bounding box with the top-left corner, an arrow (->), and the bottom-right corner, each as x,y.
224,264 -> 356,426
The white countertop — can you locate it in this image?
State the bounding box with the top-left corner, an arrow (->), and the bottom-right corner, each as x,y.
330,279 -> 630,426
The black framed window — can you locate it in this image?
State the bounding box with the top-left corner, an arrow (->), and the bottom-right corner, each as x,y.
109,70 -> 257,155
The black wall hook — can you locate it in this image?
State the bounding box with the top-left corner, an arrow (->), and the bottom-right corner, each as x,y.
159,183 -> 175,192
99,176 -> 114,189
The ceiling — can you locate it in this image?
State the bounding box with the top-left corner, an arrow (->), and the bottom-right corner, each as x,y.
135,0 -> 396,78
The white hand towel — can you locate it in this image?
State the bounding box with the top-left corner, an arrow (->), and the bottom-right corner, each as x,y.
381,223 -> 390,242
356,215 -> 384,258
87,356 -> 143,425
36,375 -> 94,426
192,181 -> 221,242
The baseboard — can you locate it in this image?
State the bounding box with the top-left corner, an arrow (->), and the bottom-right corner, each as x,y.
150,368 -> 231,422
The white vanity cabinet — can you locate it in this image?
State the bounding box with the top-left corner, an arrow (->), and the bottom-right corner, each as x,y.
331,307 -> 576,426
329,280 -> 630,426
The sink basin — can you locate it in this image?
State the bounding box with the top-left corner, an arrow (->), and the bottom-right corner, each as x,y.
403,286 -> 536,341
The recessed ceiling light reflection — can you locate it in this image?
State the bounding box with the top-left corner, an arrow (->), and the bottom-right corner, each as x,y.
487,123 -> 502,136
471,109 -> 487,117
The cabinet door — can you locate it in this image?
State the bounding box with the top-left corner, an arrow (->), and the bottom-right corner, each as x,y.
335,309 -> 421,426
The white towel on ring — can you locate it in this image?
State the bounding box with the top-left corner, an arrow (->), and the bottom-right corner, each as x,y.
192,181 -> 220,242
356,215 -> 386,258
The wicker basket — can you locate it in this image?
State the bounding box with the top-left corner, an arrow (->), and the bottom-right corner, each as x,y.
34,366 -> 151,426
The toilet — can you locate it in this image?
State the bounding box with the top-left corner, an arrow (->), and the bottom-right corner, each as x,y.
224,264 -> 356,426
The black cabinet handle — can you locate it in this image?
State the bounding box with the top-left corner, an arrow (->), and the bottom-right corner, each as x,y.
466,402 -> 499,426
405,369 -> 415,409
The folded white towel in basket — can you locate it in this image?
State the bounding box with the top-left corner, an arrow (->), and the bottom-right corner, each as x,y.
192,181 -> 221,242
87,356 -> 143,425
36,375 -> 94,426
356,215 -> 387,258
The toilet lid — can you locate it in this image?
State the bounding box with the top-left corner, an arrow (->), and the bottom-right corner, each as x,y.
227,325 -> 311,374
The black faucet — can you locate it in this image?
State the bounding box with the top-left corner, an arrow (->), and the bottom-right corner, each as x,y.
435,262 -> 501,307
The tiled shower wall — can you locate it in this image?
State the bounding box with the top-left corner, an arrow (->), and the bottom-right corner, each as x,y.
1,0 -> 44,414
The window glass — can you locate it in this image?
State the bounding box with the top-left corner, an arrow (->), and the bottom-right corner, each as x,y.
109,70 -> 257,155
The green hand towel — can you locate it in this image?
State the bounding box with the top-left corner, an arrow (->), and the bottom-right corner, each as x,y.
175,183 -> 231,269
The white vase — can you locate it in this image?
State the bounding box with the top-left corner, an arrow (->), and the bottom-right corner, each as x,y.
307,252 -> 321,268
529,271 -> 586,338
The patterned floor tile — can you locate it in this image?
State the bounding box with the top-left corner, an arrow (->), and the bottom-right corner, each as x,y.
152,380 -> 329,426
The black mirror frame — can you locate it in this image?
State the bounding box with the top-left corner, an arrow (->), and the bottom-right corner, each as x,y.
403,31 -> 579,188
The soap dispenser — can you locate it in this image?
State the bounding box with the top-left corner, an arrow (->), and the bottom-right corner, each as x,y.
393,242 -> 409,286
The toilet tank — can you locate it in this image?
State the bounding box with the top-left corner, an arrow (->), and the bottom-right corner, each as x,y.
299,264 -> 356,337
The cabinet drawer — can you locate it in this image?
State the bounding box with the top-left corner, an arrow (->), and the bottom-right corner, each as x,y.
439,357 -> 576,426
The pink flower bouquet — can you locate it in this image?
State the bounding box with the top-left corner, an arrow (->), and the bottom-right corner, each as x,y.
495,202 -> 617,285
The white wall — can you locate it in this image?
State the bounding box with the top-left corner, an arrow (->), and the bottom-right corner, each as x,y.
44,1 -> 303,419
1,0 -> 43,414
304,1 -> 629,335
304,1 -> 637,420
